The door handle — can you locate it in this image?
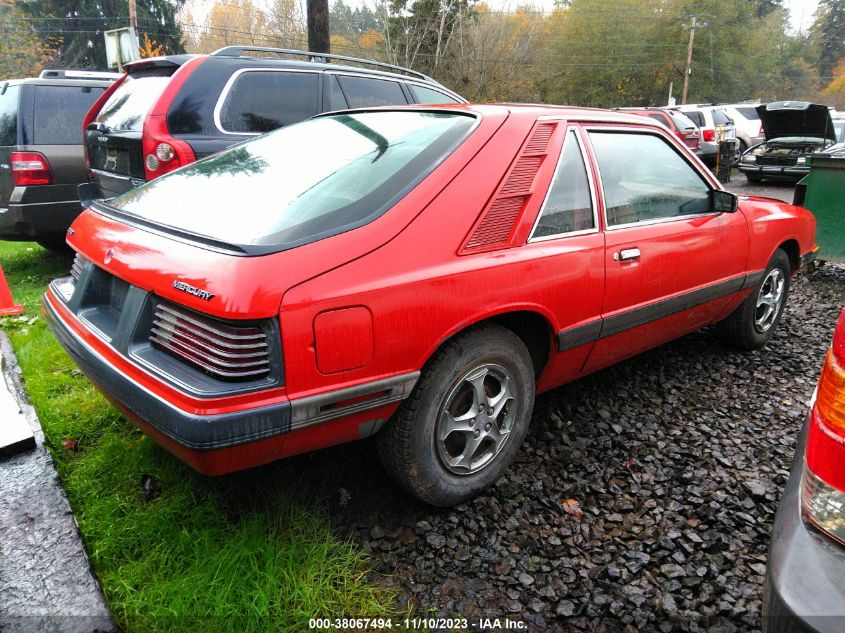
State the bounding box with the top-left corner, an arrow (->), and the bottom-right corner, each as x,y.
615,247 -> 641,261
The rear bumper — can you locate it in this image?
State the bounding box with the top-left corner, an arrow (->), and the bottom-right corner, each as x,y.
43,286 -> 418,474
43,290 -> 293,453
763,416 -> 845,633
0,199 -> 83,240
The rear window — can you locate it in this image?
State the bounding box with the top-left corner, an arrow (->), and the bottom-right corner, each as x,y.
735,106 -> 760,120
410,84 -> 461,104
218,70 -> 320,133
95,70 -> 172,132
712,109 -> 732,125
684,110 -> 704,127
34,85 -> 106,144
0,85 -> 19,146
666,110 -> 697,130
108,111 -> 475,250
336,76 -> 408,108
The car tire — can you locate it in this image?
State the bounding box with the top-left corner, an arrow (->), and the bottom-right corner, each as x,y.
746,173 -> 762,184
717,249 -> 791,350
377,324 -> 535,507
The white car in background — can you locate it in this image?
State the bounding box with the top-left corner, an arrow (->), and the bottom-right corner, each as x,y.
721,102 -> 767,154
667,104 -> 740,165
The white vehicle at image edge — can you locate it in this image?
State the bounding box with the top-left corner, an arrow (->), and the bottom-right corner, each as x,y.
721,102 -> 767,153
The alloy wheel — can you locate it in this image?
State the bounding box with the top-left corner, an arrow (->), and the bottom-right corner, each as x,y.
435,363 -> 518,475
754,268 -> 785,333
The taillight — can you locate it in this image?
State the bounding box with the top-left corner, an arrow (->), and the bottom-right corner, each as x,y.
802,307 -> 845,545
702,128 -> 716,142
11,151 -> 52,186
150,302 -> 271,381
758,124 -> 764,137
141,115 -> 195,180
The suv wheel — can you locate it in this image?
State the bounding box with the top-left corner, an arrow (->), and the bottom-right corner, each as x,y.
377,324 -> 535,507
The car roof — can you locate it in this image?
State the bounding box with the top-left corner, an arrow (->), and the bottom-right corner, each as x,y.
1,77 -> 116,88
345,103 -> 663,127
126,50 -> 452,89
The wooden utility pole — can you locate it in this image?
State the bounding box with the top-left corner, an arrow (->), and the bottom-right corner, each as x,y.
681,16 -> 705,105
307,0 -> 330,54
128,0 -> 137,28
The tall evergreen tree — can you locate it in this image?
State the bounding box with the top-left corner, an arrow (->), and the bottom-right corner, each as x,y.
813,0 -> 845,79
22,0 -> 185,69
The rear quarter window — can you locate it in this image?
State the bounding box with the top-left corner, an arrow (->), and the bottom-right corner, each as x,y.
34,85 -> 106,144
218,70 -> 320,134
0,85 -> 19,146
735,107 -> 760,120
96,70 -> 173,132
336,76 -> 408,108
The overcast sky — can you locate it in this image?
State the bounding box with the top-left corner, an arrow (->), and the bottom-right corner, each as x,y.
183,0 -> 823,34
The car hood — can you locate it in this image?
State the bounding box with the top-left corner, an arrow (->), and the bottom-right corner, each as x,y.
757,101 -> 836,143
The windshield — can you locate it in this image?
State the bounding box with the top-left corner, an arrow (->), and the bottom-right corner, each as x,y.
108,111 -> 476,250
835,120 -> 845,143
95,70 -> 173,132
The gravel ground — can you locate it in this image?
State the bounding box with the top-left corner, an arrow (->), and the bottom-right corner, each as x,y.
221,176 -> 832,631
281,262 -> 844,633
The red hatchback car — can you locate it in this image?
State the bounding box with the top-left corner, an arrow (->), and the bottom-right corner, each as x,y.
44,105 -> 817,506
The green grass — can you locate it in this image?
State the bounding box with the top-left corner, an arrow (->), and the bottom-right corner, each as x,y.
0,242 -> 395,632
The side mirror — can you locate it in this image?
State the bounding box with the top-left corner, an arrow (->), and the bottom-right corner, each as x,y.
712,189 -> 738,213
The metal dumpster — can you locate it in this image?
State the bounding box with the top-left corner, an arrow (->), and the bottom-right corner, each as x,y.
794,143 -> 845,263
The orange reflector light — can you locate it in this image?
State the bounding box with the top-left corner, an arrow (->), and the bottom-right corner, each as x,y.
815,350 -> 845,438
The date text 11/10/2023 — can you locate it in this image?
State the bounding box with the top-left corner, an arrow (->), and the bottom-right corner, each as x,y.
308,617 -> 529,629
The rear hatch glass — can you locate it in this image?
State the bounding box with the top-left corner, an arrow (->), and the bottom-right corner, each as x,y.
105,110 -> 476,252
87,68 -> 174,182
666,110 -> 697,131
95,70 -> 172,131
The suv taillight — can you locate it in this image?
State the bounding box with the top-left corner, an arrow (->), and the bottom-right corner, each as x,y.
802,307 -> 845,545
11,151 -> 52,186
702,128 -> 716,142
142,115 -> 195,180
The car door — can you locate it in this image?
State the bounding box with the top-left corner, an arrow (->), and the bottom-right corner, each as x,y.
519,125 -> 606,391
581,126 -> 749,373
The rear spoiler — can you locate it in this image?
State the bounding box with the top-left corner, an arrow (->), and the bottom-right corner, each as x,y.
123,55 -> 196,73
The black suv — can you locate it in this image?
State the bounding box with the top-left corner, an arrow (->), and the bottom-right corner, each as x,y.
83,46 -> 466,201
0,70 -> 118,250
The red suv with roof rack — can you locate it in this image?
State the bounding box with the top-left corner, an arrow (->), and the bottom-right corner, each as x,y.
46,104 -> 816,506
80,46 -> 465,203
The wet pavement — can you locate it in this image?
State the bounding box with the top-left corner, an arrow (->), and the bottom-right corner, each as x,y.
0,333 -> 115,633
725,174 -> 796,203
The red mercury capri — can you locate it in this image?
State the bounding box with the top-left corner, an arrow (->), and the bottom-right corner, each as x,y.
43,105 -> 817,506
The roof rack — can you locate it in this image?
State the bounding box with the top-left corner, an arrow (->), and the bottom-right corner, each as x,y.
39,69 -> 122,81
210,46 -> 435,83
